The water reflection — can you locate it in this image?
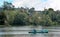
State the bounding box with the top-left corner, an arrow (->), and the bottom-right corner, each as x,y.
0,27 -> 60,37
0,28 -> 13,37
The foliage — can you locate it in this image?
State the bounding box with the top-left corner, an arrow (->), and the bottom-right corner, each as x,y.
3,1 -> 14,10
0,1 -> 60,26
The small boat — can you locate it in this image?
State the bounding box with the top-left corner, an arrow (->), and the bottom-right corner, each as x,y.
29,29 -> 48,34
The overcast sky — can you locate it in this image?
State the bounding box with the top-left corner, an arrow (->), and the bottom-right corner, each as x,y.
0,0 -> 60,11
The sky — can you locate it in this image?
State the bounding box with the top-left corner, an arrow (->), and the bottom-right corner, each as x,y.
0,0 -> 60,11
0,0 -> 13,6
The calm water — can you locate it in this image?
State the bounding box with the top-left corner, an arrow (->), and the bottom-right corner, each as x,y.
0,26 -> 60,37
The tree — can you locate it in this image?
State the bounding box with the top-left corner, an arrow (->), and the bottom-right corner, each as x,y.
48,8 -> 54,11
12,12 -> 28,26
3,1 -> 14,10
0,11 -> 8,25
29,7 -> 35,14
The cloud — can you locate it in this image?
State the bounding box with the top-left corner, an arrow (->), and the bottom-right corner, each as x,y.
49,0 -> 60,10
42,0 -> 60,10
12,0 -> 47,10
12,0 -> 60,11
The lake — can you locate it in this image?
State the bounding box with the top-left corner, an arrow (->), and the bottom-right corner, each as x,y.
0,26 -> 60,37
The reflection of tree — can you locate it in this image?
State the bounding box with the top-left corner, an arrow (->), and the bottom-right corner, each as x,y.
49,34 -> 54,37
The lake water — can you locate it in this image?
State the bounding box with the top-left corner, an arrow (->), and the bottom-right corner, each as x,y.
0,26 -> 60,37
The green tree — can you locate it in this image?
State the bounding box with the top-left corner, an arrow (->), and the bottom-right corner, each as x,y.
3,1 -> 14,10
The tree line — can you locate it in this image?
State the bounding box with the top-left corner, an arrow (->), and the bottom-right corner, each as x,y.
0,1 -> 60,26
